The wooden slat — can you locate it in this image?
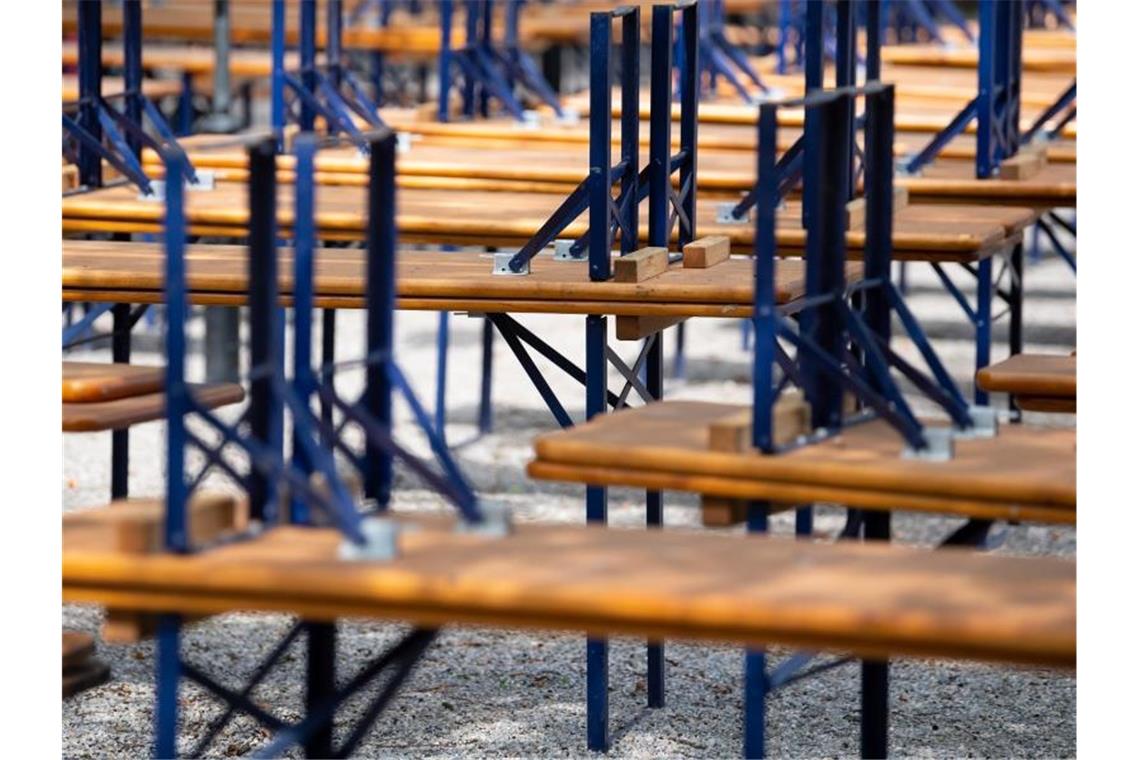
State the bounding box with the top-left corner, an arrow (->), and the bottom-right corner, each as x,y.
977,354 -> 1076,398
61,241 -> 849,314
63,362 -> 164,403
61,182 -> 1025,259
63,520 -> 1075,668
613,247 -> 669,284
62,383 -> 244,432
530,401 -> 1075,523
683,235 -> 732,269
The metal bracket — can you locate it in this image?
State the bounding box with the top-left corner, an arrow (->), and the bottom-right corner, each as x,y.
953,405 -> 999,439
901,426 -> 955,462
895,157 -> 923,177
717,202 -> 749,224
338,516 -> 401,561
555,107 -> 581,126
455,499 -> 513,537
492,251 -> 530,275
137,170 -> 218,202
396,132 -> 413,153
553,239 -> 585,261
511,110 -> 541,130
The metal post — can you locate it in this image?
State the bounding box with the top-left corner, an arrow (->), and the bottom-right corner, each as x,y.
1008,242 -> 1024,419
300,0 -> 317,131
478,317 -> 494,433
588,12 -> 613,282
860,511 -> 891,759
438,0 -> 454,121
200,0 -> 241,132
865,1 -> 882,82
585,313 -> 609,751
743,502 -> 770,758
110,301 -> 131,499
271,0 -> 286,141
974,257 -> 993,406
363,133 -> 398,507
649,6 -> 671,249
122,1 -> 143,158
304,622 -> 337,758
247,138 -> 280,524
77,0 -> 102,187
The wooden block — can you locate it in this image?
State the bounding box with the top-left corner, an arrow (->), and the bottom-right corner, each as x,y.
700,496 -> 749,527
63,659 -> 111,699
63,492 -> 245,555
999,145 -> 1047,180
612,247 -> 669,284
683,235 -> 731,269
101,611 -> 159,644
62,631 -> 94,669
846,186 -> 909,230
708,393 -> 810,452
615,315 -> 686,341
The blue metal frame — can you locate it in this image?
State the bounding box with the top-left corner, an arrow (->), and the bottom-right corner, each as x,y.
151,128 -> 487,758
437,0 -> 564,123
698,0 -> 769,102
270,0 -> 386,150
62,0 -> 200,195
741,83 -> 981,759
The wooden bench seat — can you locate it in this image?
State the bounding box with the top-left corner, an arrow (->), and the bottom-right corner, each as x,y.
977,354 -> 1076,413
528,401 -> 1076,525
63,515 -> 1074,668
63,361 -> 164,403
63,382 -> 245,432
61,181 -> 1027,261
61,241 -> 851,319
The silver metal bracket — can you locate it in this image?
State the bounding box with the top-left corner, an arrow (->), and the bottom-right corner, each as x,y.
339,516 -> 401,561
953,405 -> 999,440
553,239 -> 585,261
188,170 -> 217,191
455,500 -> 513,538
555,107 -> 581,126
514,110 -> 541,130
716,202 -> 748,224
396,132 -> 413,154
895,157 -> 923,177
901,426 -> 955,462
492,251 -> 529,276
141,170 -> 218,201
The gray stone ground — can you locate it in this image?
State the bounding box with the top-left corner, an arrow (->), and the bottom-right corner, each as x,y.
63,248 -> 1076,758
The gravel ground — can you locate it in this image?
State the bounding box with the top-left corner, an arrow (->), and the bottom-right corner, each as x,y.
62,251 -> 1076,758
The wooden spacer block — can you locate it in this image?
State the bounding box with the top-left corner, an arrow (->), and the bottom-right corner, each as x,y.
683,235 -> 731,269
707,393 -> 811,453
613,247 -> 669,283
999,145 -> 1046,180
700,496 -> 749,527
846,186 -> 909,230
63,492 -> 245,555
615,315 -> 686,341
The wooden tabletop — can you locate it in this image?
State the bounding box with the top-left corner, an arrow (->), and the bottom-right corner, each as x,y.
977,354 -> 1076,414
63,383 -> 244,432
141,133 -> 1076,206
63,518 -> 1075,668
61,181 -> 1028,260
529,401 -> 1076,525
63,361 -> 164,403
62,75 -> 183,103
61,241 -> 847,318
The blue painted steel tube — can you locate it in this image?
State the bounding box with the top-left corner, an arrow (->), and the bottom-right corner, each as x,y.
364,131 -> 398,507
271,0 -> 286,140
648,6 -> 671,249
752,104 -> 779,454
327,0 -> 343,89
743,502 -> 769,758
863,85 -> 895,346
164,149 -> 190,554
588,12 -> 613,282
677,2 -> 699,245
154,614 -> 182,758
620,9 -> 640,255
860,511 -> 891,758
438,0 -> 453,121
974,257 -> 993,406
299,0 -> 317,131
247,137 -> 282,525
976,0 -> 995,177
865,0 -> 882,81
77,0 -> 102,187
835,1 -> 856,201
292,136 -> 317,525
478,318 -> 494,433
585,314 -> 609,751
122,1 -> 144,158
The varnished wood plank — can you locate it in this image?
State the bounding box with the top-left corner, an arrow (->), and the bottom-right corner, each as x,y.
63,520 -> 1075,667
63,362 -> 164,403
63,383 -> 245,432
530,402 -> 1076,521
977,354 -> 1076,413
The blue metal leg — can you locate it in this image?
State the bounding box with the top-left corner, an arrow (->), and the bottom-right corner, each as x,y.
861,511 -> 891,758
435,312 -> 450,444
794,506 -> 812,536
672,323 -> 687,378
304,622 -> 337,758
585,314 -> 609,751
646,334 -> 665,709
478,316 -> 494,434
974,257 -> 993,406
154,614 -> 182,759
743,502 -> 770,759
